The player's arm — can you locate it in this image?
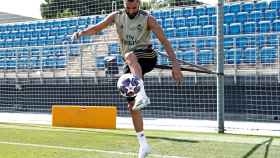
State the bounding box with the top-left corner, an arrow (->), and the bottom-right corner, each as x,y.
72,12 -> 116,39
147,15 -> 183,83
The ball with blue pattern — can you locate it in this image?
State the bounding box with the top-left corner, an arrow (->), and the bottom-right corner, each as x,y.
117,73 -> 142,97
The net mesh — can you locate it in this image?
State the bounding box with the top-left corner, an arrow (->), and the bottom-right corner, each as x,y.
0,0 -> 279,132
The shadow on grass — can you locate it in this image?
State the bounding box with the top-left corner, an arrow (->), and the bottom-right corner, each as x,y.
242,137 -> 273,158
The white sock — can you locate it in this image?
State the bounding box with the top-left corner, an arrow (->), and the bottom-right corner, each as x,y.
137,131 -> 148,146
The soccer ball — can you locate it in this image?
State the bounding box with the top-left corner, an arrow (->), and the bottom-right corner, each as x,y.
117,73 -> 142,97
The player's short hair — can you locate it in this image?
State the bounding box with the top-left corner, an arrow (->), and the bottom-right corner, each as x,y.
124,0 -> 139,2
123,0 -> 140,5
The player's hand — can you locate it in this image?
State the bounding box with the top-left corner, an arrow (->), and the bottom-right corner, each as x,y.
172,62 -> 183,85
71,32 -> 80,42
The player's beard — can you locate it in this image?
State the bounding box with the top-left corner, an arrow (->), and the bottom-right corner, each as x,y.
125,10 -> 138,19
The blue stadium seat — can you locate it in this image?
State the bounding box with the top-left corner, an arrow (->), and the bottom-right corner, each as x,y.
266,34 -> 278,46
224,37 -> 234,49
96,56 -> 105,69
224,13 -> 235,24
53,46 -> 64,56
20,23 -> 28,31
163,18 -> 174,28
165,28 -> 176,38
230,2 -> 241,13
174,17 -> 186,28
96,15 -> 105,24
178,39 -> 193,49
42,56 -> 56,68
67,26 -> 76,35
151,10 -> 161,18
243,48 -> 257,64
69,45 -> 81,56
270,0 -> 280,10
56,56 -> 66,68
160,10 -> 171,18
14,38 -> 21,47
43,48 -> 55,57
60,20 -> 70,27
259,21 -> 271,33
246,36 -> 257,48
242,1 -> 254,12
6,49 -> 16,58
272,19 -> 280,32
45,20 -> 54,29
58,27 -> 68,36
18,58 -> 29,69
229,23 -> 241,35
198,15 -> 209,26
183,7 -> 193,17
236,37 -> 248,48
224,48 -> 242,64
28,38 -> 38,46
209,15 -> 216,25
0,58 -> 6,69
196,39 -> 206,49
248,11 -> 264,22
158,54 -> 169,65
188,26 -> 202,37
0,39 -> 5,48
0,50 -> 6,58
18,48 -> 29,57
202,25 -> 215,36
255,1 -> 268,11
194,6 -> 206,16
264,9 -> 277,21
243,22 -> 257,34
30,48 -> 40,57
224,4 -> 230,14
108,43 -> 119,55
206,6 -> 216,15
78,17 -> 88,26
224,24 -> 229,35
260,46 -> 276,63
30,57 -> 40,69
171,8 -> 183,18
256,35 -> 266,48
206,39 -> 216,48
5,39 -> 14,48
181,50 -> 195,64
185,16 -> 198,27
116,54 -> 124,66
236,12 -> 248,23
52,20 -> 61,28
6,58 -> 16,69
0,25 -> 5,32
198,49 -> 215,65
23,31 -> 32,39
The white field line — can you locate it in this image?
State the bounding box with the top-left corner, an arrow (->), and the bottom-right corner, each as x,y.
0,141 -> 188,158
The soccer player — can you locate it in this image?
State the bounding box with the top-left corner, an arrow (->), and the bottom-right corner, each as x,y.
71,0 -> 183,157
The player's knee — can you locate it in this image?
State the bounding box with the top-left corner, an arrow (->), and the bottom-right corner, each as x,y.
124,52 -> 137,66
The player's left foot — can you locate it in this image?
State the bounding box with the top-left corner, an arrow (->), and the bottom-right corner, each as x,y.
138,144 -> 151,158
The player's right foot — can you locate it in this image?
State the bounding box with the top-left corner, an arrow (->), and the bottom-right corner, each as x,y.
132,93 -> 151,111
133,93 -> 150,111
138,144 -> 151,158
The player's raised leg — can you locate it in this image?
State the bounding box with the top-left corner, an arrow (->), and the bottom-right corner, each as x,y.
124,52 -> 150,110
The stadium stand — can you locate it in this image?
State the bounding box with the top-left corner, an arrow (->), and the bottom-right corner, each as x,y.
0,0 -> 279,71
